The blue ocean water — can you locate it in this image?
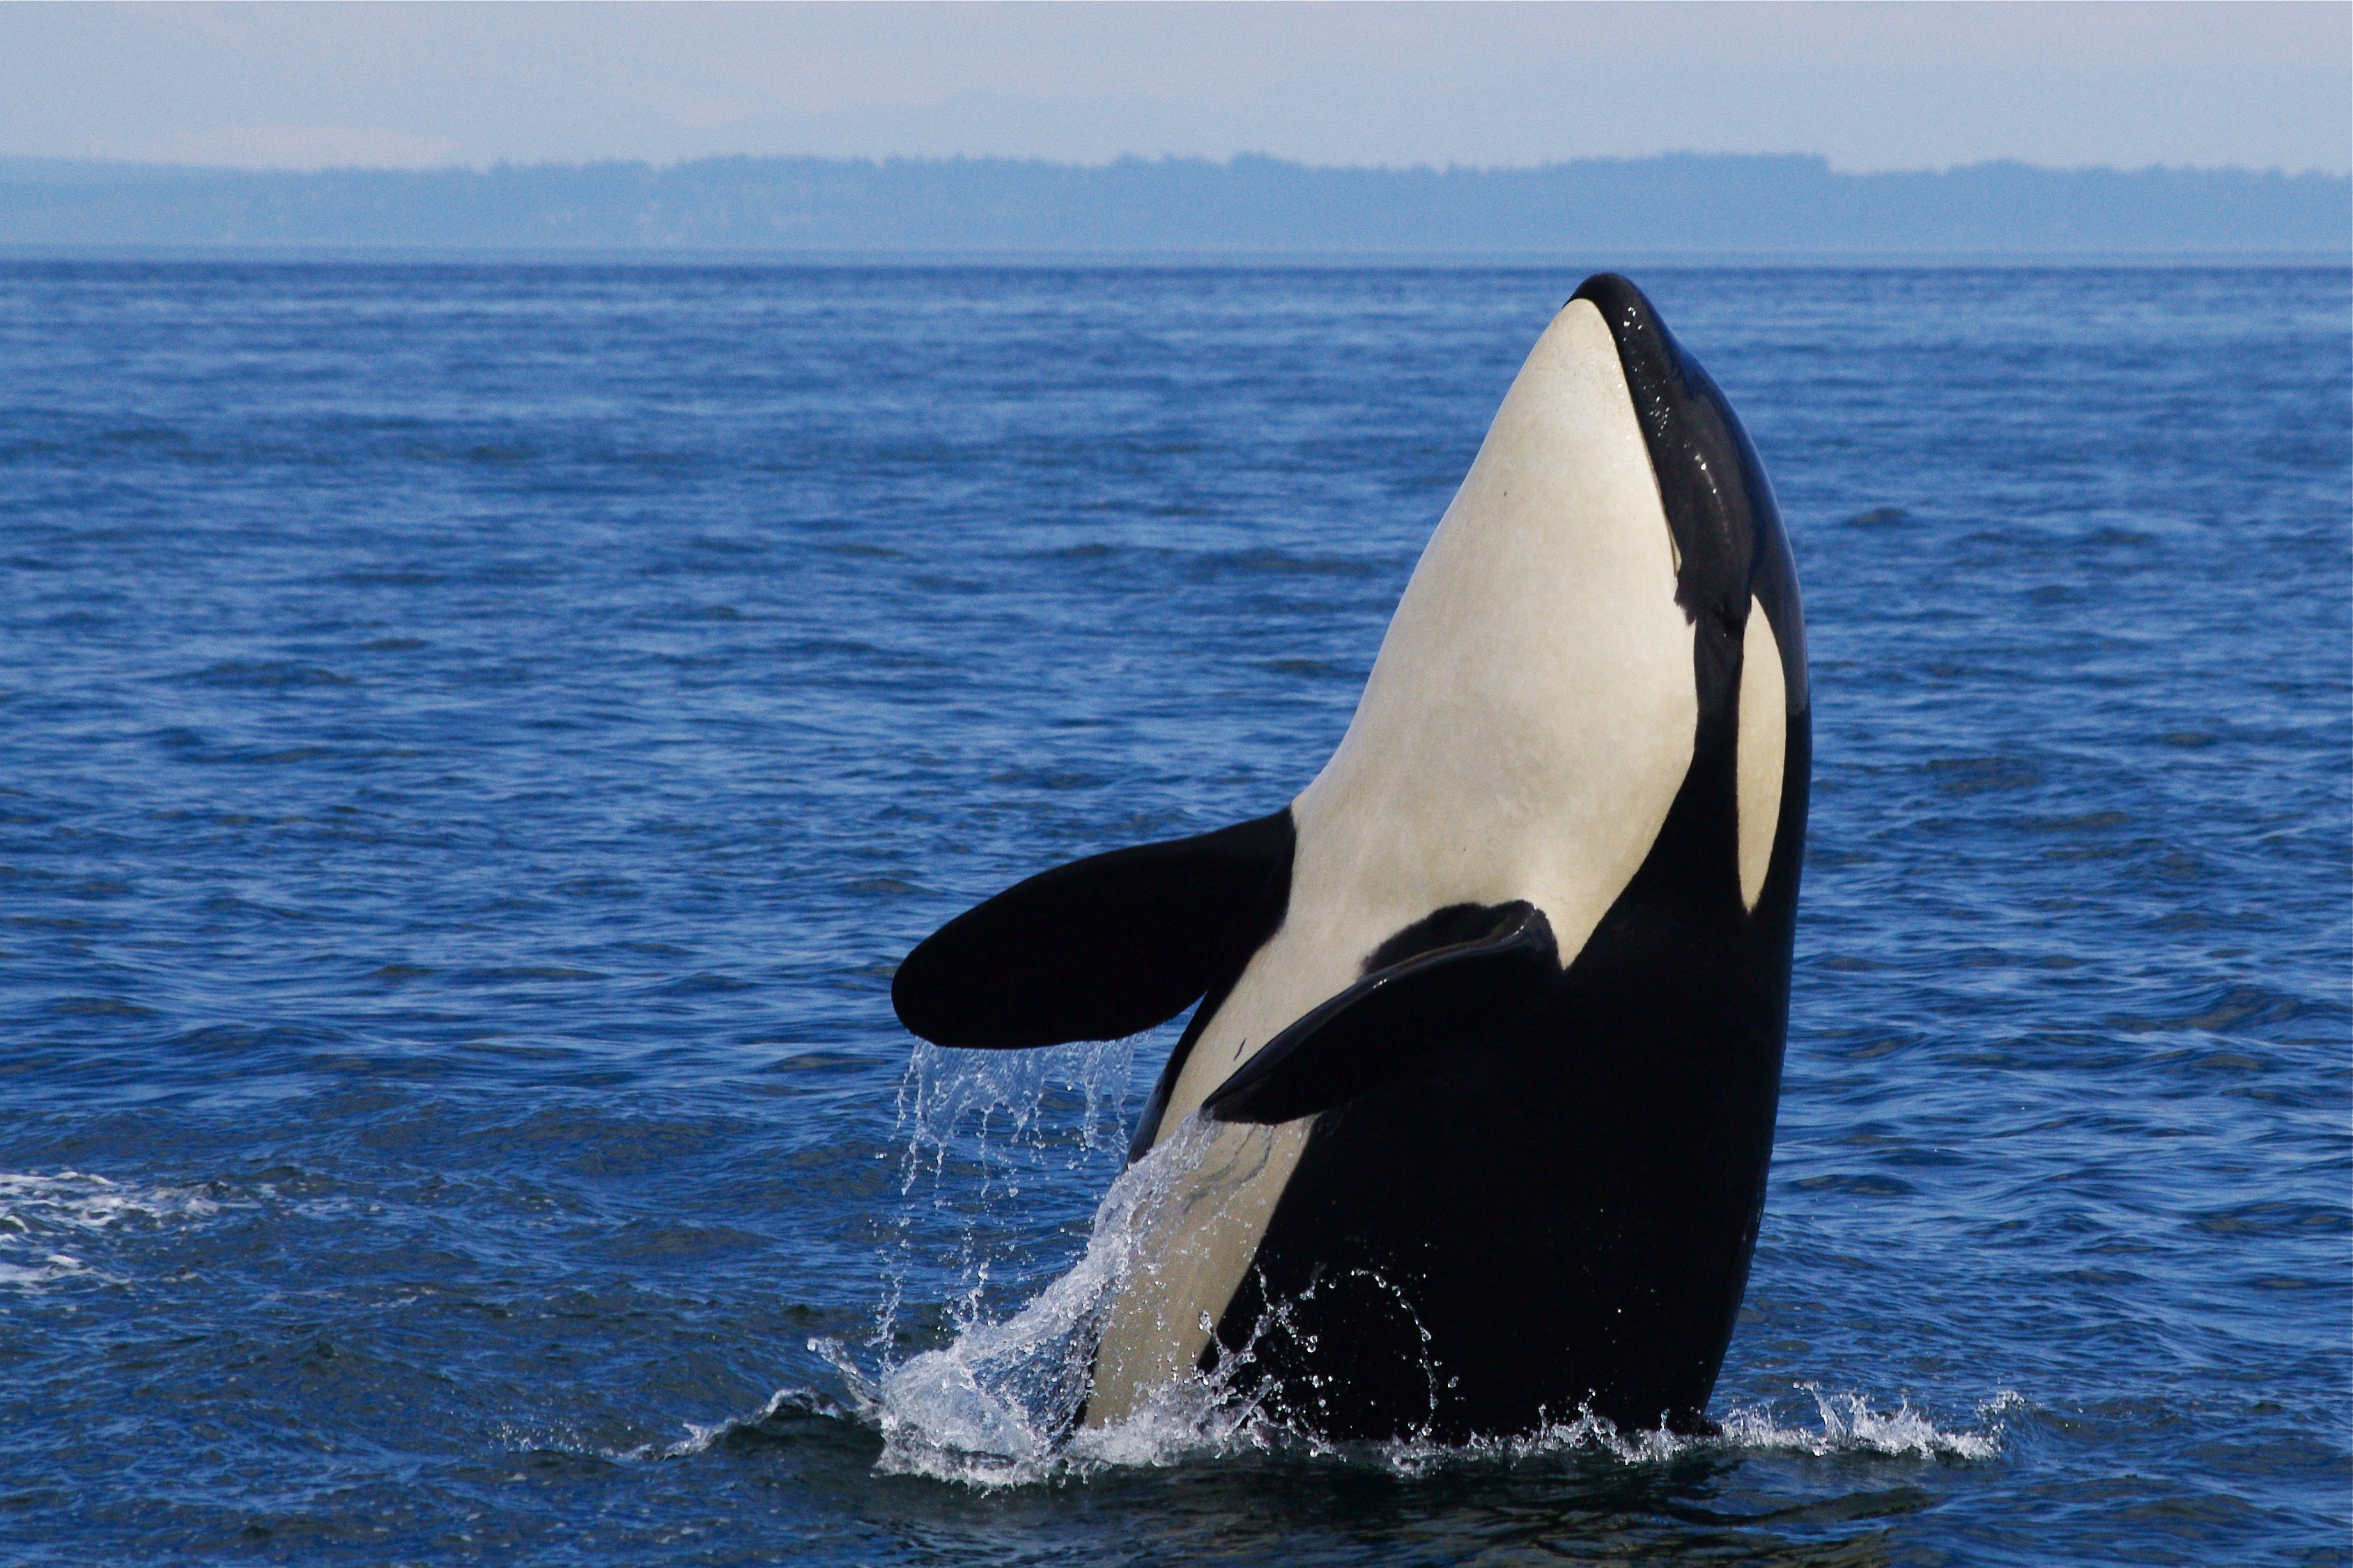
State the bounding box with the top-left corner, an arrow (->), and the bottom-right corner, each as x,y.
0,258 -> 2345,1565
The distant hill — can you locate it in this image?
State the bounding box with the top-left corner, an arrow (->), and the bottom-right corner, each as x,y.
0,153 -> 2345,254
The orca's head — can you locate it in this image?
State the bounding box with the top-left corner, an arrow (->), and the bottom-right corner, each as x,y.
1566,273 -> 1810,919
1281,271 -> 1809,975
1568,272 -> 1806,706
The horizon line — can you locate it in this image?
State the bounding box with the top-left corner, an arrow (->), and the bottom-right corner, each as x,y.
6,246 -> 2345,266
6,150 -> 2348,183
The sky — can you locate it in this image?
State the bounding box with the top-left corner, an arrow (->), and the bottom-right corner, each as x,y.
0,2 -> 2345,177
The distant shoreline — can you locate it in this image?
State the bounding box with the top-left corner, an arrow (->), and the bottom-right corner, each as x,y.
3,152 -> 2345,256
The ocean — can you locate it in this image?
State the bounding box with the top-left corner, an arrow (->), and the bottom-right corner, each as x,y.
1,258 -> 2345,1565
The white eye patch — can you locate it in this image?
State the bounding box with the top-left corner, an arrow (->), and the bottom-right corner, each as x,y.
1737,598 -> 1787,913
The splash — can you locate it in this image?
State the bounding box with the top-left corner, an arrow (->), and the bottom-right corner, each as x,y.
893,1036 -> 1139,1181
799,1043 -> 2021,1488
847,1116 -> 1290,1485
823,1034 -> 1324,1486
1387,1385 -> 2026,1475
867,1034 -> 1142,1357
1718,1384 -> 2022,1461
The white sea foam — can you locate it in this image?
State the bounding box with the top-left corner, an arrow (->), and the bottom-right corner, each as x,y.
0,1170 -> 224,1229
0,1170 -> 230,1291
0,1254 -> 102,1289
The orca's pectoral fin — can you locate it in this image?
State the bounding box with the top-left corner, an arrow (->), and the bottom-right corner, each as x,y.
891,809 -> 1295,1049
1203,901 -> 1558,1125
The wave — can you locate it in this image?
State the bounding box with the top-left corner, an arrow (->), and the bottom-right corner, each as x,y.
0,1169 -> 230,1291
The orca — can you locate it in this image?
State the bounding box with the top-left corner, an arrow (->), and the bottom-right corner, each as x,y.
892,274 -> 1810,1443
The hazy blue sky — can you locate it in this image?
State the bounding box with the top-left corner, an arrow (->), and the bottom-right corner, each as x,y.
2,2 -> 2345,175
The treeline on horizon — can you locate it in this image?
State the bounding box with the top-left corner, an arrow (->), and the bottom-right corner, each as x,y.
1,152 -> 2346,254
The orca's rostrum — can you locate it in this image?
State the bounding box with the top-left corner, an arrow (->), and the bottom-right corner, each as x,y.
892,275 -> 1810,1443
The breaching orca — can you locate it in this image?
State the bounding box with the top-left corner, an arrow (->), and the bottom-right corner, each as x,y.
892,274 -> 1809,1442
